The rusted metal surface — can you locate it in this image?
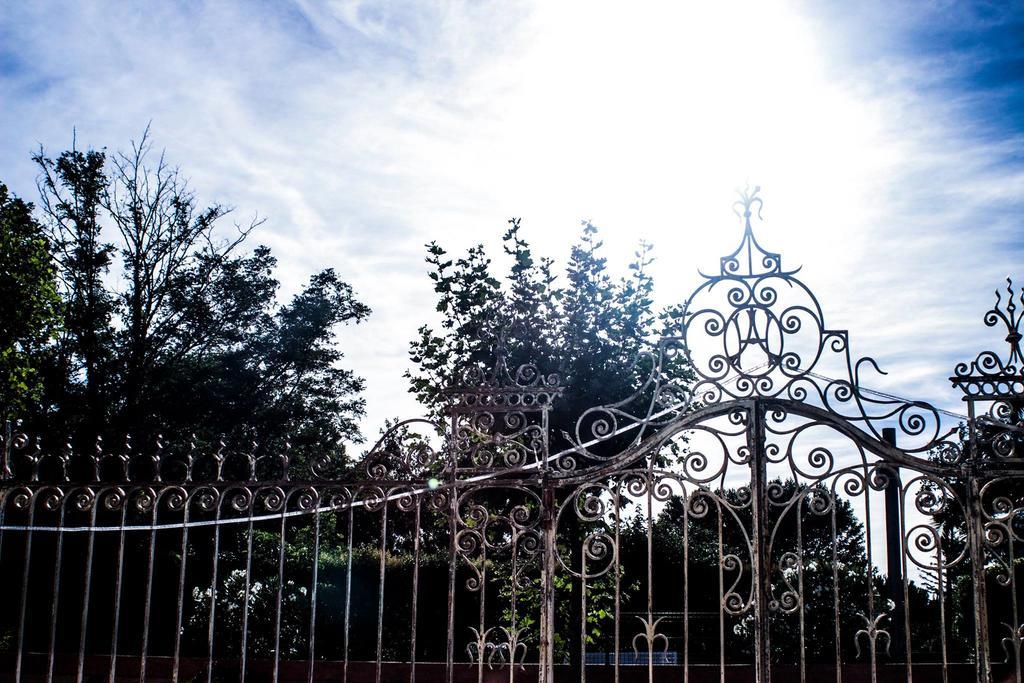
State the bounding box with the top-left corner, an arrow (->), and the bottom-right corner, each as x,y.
1,187 -> 1022,683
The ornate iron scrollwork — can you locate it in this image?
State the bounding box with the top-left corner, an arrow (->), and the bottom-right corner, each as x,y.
445,326 -> 562,474
953,279 -> 1024,459
4,186 -> 1024,683
564,185 -> 960,476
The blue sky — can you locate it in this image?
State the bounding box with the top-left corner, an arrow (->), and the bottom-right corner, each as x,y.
0,0 -> 1021,440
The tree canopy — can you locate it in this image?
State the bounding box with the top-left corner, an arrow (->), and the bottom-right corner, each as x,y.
0,184 -> 61,420
407,218 -> 691,456
1,129 -> 370,464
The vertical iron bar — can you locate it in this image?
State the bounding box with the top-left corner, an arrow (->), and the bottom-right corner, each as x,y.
308,505 -> 321,683
477,540 -> 486,683
717,499 -> 725,683
965,401 -> 992,683
1009,535 -> 1021,683
172,500 -> 192,682
936,556 -> 949,683
138,498 -> 158,683
239,511 -> 255,682
376,499 -> 389,683
0,495 -> 6,670
273,502 -> 288,683
748,401 -> 771,683
46,502 -> 67,683
205,500 -> 223,683
683,486 -> 689,683
447,489 -> 458,683
343,502 -> 354,683
108,500 -> 128,683
509,527 -> 518,683
0,491 -> 6,597
967,478 -> 992,683
580,557 -> 587,683
796,501 -> 806,683
899,482 -> 913,683
409,497 -> 422,683
541,408 -> 554,682
830,491 -> 842,683
14,498 -> 36,683
646,473 -> 654,683
447,407 -> 459,683
614,481 -> 622,683
862,463 -> 877,683
76,492 -> 99,683
538,485 -> 556,683
881,428 -> 905,662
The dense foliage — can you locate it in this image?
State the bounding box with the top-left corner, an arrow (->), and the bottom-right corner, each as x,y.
0,184 -> 61,419
407,218 -> 691,457
1,130 -> 370,463
0,135 -> 983,672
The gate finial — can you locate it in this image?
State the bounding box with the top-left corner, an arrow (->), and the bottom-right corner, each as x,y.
715,183 -> 786,278
995,277 -> 1024,368
952,277 -> 1024,460
444,322 -> 562,473
733,182 -> 764,224
951,277 -> 1024,400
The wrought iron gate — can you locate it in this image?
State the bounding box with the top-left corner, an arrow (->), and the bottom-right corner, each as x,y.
2,187 -> 1023,682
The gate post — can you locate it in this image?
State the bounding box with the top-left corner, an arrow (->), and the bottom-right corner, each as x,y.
947,278 -> 1024,683
748,400 -> 772,682
966,475 -> 992,683
965,404 -> 992,683
446,473 -> 458,683
881,427 -> 906,661
539,484 -> 556,683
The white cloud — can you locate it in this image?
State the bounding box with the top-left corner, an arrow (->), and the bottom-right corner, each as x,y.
1,0 -> 1020,442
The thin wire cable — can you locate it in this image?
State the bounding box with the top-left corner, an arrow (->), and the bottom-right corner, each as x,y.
1,361 -> 972,532
805,370 -> 968,421
0,364 -> 720,534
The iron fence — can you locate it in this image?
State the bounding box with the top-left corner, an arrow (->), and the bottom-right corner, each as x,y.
2,187 -> 1023,683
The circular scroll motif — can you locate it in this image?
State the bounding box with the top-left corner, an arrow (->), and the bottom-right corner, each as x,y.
683,273 -> 826,397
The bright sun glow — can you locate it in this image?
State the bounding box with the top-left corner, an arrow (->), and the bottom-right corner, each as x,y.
411,2 -> 895,280
297,1 -> 915,439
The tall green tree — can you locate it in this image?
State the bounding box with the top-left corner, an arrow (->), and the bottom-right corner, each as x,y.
407,218 -> 692,668
33,142 -> 116,430
20,130 -> 370,463
0,184 -> 60,419
101,129 -> 248,428
407,218 -> 684,452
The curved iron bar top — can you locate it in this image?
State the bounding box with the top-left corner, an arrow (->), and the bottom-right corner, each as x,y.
1,187 -> 1021,683
0,185 -> 987,486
